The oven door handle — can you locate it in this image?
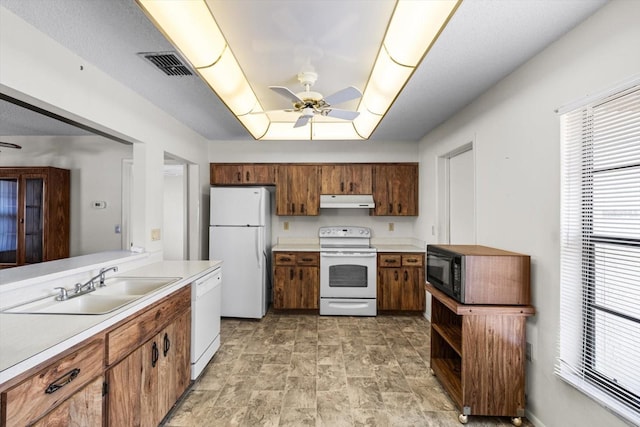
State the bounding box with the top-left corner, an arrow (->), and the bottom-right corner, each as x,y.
320,252 -> 377,258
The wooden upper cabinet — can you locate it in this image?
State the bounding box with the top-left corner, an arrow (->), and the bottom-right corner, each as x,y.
275,165 -> 319,216
372,163 -> 418,216
210,163 -> 276,185
320,164 -> 372,194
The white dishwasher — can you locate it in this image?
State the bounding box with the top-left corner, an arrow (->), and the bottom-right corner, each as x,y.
191,267 -> 222,380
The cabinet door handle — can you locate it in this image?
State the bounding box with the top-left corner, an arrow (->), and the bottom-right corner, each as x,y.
350,182 -> 354,192
301,203 -> 305,213
404,271 -> 408,281
299,269 -> 303,280
291,203 -> 295,213
236,172 -> 241,182
398,203 -> 402,213
246,171 -> 250,182
163,332 -> 171,357
151,341 -> 159,367
388,203 -> 392,213
394,271 -> 399,280
45,368 -> 80,394
340,182 -> 344,192
289,269 -> 294,280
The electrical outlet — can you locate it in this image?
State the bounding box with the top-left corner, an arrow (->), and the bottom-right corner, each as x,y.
284,221 -> 289,230
388,223 -> 394,231
526,342 -> 532,361
151,228 -> 161,241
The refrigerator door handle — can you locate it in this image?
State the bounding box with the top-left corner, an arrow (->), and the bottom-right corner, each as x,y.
255,228 -> 261,267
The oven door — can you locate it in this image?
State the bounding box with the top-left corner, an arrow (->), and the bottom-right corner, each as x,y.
320,251 -> 377,298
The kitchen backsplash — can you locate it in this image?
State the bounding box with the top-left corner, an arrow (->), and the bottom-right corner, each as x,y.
271,208 -> 418,246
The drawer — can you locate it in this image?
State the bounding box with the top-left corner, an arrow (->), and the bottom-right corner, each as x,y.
274,253 -> 296,266
106,286 -> 190,365
2,337 -> 104,427
296,253 -> 319,266
378,254 -> 402,267
402,254 -> 424,267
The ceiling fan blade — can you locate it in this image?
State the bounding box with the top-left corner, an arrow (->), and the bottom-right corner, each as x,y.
270,86 -> 304,104
325,109 -> 360,121
323,86 -> 362,106
294,115 -> 311,128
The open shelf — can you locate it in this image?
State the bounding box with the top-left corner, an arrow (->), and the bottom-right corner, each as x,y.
432,322 -> 462,356
431,357 -> 462,408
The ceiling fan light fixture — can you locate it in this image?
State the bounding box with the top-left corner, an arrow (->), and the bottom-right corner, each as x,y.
138,0 -> 460,141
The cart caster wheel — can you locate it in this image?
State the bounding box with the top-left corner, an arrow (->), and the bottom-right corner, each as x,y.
511,417 -> 522,427
430,368 -> 435,375
458,413 -> 468,424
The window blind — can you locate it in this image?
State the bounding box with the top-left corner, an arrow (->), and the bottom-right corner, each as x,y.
558,83 -> 640,425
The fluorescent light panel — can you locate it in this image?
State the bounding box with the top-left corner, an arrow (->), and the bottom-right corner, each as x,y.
137,0 -> 460,141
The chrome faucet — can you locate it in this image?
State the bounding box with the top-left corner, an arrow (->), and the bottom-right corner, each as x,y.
98,266 -> 118,286
53,265 -> 119,302
54,287 -> 69,301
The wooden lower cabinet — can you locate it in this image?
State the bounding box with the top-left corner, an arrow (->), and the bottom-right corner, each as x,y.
32,377 -> 103,427
428,284 -> 534,424
0,287 -> 192,427
107,294 -> 191,427
377,253 -> 425,311
0,338 -> 104,427
273,252 -> 319,309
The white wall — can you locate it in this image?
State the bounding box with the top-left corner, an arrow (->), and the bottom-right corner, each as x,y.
208,139 -> 422,246
0,135 -> 132,256
0,7 -> 210,259
418,1 -> 640,426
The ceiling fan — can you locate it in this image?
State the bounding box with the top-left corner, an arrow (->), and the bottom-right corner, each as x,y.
268,70 -> 362,128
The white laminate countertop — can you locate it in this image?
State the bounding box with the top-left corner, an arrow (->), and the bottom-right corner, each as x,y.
0,259 -> 222,385
272,243 -> 425,253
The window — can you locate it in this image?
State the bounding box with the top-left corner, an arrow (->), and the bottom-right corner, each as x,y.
558,82 -> 640,425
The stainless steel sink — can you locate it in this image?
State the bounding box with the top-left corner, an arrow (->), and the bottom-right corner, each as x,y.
2,277 -> 180,315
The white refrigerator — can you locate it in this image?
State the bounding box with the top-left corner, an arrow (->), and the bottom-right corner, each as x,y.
209,187 -> 270,319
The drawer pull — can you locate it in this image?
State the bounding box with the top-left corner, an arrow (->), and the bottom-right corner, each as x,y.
281,257 -> 292,262
45,368 -> 80,394
301,258 -> 313,262
385,259 -> 398,264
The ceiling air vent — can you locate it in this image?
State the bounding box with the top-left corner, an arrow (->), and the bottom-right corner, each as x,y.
139,52 -> 193,76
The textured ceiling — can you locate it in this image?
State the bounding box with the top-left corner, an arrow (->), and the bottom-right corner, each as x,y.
0,0 -> 607,142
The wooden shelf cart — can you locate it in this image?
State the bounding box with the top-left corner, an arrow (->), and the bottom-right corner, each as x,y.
427,284 -> 535,425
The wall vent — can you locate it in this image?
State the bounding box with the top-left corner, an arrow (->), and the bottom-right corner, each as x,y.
138,52 -> 193,76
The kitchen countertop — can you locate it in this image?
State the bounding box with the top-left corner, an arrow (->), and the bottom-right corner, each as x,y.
272,239 -> 425,253
0,259 -> 222,386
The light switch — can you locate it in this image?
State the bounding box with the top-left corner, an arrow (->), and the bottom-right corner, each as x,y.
92,200 -> 107,209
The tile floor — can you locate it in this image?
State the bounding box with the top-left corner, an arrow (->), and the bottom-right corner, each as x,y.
163,312 -> 534,427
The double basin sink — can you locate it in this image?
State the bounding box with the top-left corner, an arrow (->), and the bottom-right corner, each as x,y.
3,277 -> 180,315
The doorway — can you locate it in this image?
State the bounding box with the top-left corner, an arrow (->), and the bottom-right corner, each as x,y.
438,142 -> 475,244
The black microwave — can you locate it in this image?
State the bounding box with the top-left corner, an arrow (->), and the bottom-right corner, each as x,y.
426,245 -> 464,302
426,244 -> 531,305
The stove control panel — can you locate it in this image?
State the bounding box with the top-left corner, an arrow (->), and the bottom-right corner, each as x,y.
318,226 -> 371,238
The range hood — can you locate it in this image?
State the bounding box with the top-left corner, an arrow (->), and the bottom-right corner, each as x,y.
320,194 -> 375,209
